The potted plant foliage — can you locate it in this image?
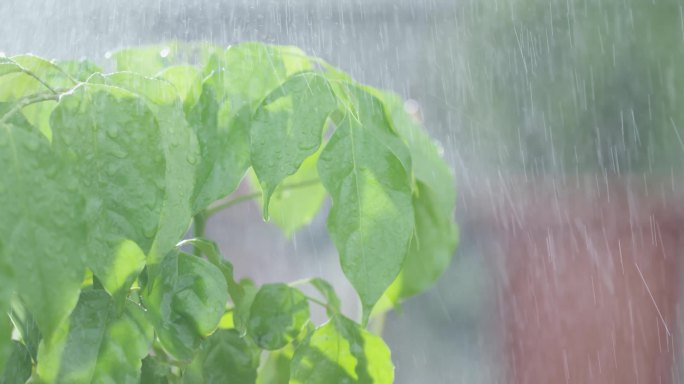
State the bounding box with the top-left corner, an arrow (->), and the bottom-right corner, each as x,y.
0,42 -> 457,383
461,1 -> 684,382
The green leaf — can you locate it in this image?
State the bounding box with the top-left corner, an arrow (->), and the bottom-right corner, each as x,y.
256,344 -> 295,384
51,84 -> 168,295
0,104 -> 85,339
0,61 -> 21,77
1,342 -> 32,384
250,72 -> 337,217
9,298 -> 41,361
0,243 -> 13,375
110,43 -> 180,76
110,42 -> 220,77
0,55 -> 75,99
98,73 -> 199,263
143,251 -> 229,361
55,59 -> 102,82
247,284 -> 310,350
103,240 -> 146,304
186,77 -> 250,213
308,278 -> 341,317
176,239 -> 244,311
247,150 -> 326,237
0,56 -> 74,141
190,329 -> 260,384
381,94 -> 458,301
140,356 -> 172,384
389,183 -> 458,299
210,43 -> 312,112
317,87 -> 414,324
290,315 -> 394,384
35,289 -> 154,384
188,43 -> 312,212
234,280 -> 258,336
157,65 -> 202,111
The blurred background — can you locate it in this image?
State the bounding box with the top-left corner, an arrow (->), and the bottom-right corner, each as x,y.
3,0 -> 684,382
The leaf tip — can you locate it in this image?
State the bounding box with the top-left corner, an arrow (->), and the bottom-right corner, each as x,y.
261,188 -> 273,221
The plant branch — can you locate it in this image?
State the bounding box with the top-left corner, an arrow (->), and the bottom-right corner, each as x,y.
303,294 -> 338,315
0,92 -> 59,126
205,178 -> 322,217
192,211 -> 208,256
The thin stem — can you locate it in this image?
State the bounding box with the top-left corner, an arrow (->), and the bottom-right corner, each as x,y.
303,294 -> 337,315
0,93 -> 59,126
287,278 -> 312,287
192,211 -> 207,256
5,57 -> 79,94
205,178 -> 321,217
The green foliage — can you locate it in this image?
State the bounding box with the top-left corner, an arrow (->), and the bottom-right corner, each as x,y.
0,42 -> 456,383
247,284 -> 310,350
290,315 -> 394,384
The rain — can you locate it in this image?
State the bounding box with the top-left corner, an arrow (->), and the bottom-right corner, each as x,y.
2,0 -> 684,383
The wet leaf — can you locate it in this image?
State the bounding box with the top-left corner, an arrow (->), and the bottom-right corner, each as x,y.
381,94 -> 458,301
35,289 -> 153,384
247,150 -> 326,237
250,72 -> 337,217
8,298 -> 41,361
247,284 -> 310,350
157,65 -> 202,111
0,104 -> 85,340
290,315 -> 393,384
98,73 -> 198,263
186,77 -> 250,213
190,329 -> 260,384
317,87 -> 414,324
140,356 -> 172,384
1,342 -> 32,384
143,251 -> 228,361
256,344 -> 295,384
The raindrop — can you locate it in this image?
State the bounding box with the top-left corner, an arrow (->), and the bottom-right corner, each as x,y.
433,139 -> 445,157
159,47 -> 171,58
186,153 -> 198,165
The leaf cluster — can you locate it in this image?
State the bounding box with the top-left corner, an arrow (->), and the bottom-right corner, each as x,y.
0,42 -> 457,383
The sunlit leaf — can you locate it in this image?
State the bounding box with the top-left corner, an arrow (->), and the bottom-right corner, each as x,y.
35,289 -> 153,384
98,73 -> 198,263
247,150 -> 326,237
0,104 -> 85,340
250,72 -> 337,217
189,43 -> 313,212
157,65 -> 202,111
290,315 -> 394,384
51,84 -> 166,297
256,344 -> 295,384
318,86 -> 414,324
